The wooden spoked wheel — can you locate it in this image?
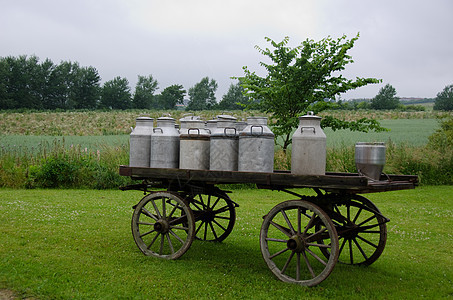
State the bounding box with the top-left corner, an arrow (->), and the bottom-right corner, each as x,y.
186,193 -> 236,242
131,192 -> 195,259
260,200 -> 339,287
321,195 -> 387,265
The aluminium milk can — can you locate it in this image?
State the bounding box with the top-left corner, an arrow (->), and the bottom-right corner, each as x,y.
179,116 -> 210,170
291,112 -> 326,175
129,117 -> 153,167
238,117 -> 274,173
355,142 -> 386,180
210,116 -> 238,171
150,117 -> 179,168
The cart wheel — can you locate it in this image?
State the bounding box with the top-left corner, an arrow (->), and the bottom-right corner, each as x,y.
131,192 -> 195,259
260,200 -> 339,287
321,195 -> 387,265
187,193 -> 236,242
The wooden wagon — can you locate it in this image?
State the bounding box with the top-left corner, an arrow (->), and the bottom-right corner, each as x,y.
119,166 -> 418,286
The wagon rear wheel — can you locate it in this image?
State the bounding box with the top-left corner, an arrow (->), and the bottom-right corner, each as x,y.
321,195 -> 387,265
186,192 -> 236,242
131,191 -> 195,259
260,200 -> 339,287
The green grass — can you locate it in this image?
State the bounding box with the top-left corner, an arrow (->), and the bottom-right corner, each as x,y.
325,119 -> 440,147
1,187 -> 452,299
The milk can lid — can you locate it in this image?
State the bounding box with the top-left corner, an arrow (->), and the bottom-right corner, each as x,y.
299,111 -> 321,120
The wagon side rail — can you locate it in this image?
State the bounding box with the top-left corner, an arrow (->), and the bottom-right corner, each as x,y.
119,165 -> 418,194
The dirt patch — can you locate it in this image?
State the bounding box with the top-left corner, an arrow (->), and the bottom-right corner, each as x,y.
0,290 -> 16,300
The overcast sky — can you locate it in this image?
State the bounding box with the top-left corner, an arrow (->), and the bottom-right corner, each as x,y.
1,0 -> 452,100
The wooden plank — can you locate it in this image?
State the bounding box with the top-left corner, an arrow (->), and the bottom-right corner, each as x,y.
118,166 -> 417,193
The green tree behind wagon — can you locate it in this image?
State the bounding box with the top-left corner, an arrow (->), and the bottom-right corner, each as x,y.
186,77 -> 217,111
370,84 -> 400,110
237,34 -> 385,150
433,84 -> 453,111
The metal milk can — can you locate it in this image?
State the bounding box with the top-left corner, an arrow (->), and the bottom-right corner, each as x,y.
291,112 -> 326,175
129,117 -> 153,167
210,116 -> 238,171
355,142 -> 386,180
238,117 -> 274,173
150,117 -> 180,168
179,116 -> 210,170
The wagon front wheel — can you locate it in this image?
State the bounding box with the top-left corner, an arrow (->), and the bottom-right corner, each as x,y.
260,200 -> 339,287
187,192 -> 236,242
131,191 -> 195,259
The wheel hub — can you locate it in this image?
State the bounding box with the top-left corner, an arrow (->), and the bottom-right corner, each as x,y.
287,235 -> 305,252
154,219 -> 169,234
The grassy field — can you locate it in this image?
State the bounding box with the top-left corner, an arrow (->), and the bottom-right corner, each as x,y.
1,187 -> 452,299
0,118 -> 442,154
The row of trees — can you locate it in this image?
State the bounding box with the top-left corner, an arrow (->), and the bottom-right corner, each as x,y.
0,55 -> 248,111
335,83 -> 453,111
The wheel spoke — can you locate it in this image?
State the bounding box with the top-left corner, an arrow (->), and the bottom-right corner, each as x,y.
353,237 -> 368,261
352,207 -> 363,224
211,197 -> 221,209
306,242 -> 331,249
296,252 -> 301,281
357,215 -> 375,227
209,222 -> 218,240
269,247 -> 290,259
151,199 -> 162,219
140,229 -> 156,238
297,207 -> 301,234
166,233 -> 175,254
159,234 -> 164,255
212,219 -> 227,232
195,221 -> 205,236
141,207 -> 158,221
168,229 -> 185,244
307,227 -> 327,243
162,198 -> 167,218
339,237 -> 347,255
137,221 -> 155,226
305,247 -> 328,266
302,213 -> 316,236
269,220 -> 292,237
281,209 -> 296,235
349,239 -> 353,264
147,232 -> 160,250
281,251 -> 295,274
266,238 -> 288,243
302,250 -> 316,278
356,234 -> 379,248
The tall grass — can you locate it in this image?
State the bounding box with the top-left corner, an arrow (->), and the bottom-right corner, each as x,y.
0,138 -> 132,189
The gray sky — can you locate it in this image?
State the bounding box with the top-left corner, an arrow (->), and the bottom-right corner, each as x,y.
1,0 -> 452,100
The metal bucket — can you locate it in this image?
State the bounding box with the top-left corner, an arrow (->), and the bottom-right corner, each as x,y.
129,117 -> 153,167
355,142 -> 386,180
291,112 -> 326,175
179,128 -> 210,170
238,117 -> 274,173
150,117 -> 179,168
210,125 -> 238,171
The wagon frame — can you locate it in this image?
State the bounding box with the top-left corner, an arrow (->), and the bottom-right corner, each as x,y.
119,165 -> 418,286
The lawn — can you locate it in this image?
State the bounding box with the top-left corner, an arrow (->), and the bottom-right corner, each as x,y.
0,187 -> 452,299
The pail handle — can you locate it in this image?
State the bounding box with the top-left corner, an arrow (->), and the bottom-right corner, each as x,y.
153,128 -> 163,134
188,128 -> 200,136
250,125 -> 263,136
301,126 -> 316,133
224,127 -> 237,136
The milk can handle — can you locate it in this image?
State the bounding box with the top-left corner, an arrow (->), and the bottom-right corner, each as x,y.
188,128 -> 200,136
250,125 -> 264,136
301,126 -> 316,133
153,128 -> 163,134
224,127 -> 237,136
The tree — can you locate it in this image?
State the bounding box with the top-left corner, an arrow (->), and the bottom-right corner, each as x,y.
133,75 -> 158,109
237,35 -> 384,150
433,84 -> 453,111
218,82 -> 248,110
370,84 -> 400,110
156,84 -> 186,109
73,66 -> 101,109
186,77 -> 218,111
100,76 -> 132,109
